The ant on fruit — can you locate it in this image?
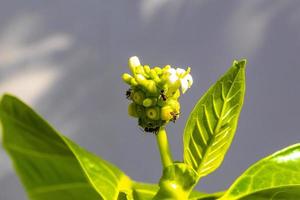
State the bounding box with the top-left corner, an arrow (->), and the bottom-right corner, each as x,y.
160,90 -> 167,101
126,89 -> 132,99
170,111 -> 179,123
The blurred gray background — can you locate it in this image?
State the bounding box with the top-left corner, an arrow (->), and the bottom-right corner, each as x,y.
0,0 -> 300,199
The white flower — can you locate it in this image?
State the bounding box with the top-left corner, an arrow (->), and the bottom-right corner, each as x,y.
167,67 -> 193,94
180,73 -> 193,94
128,56 -> 141,73
168,68 -> 179,84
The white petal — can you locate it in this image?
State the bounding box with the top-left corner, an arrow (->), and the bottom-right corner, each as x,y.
181,79 -> 189,94
169,73 -> 178,83
129,56 -> 141,73
185,74 -> 193,87
168,68 -> 178,83
168,68 -> 176,75
176,68 -> 185,76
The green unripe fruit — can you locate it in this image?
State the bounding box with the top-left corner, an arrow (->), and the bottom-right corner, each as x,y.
157,98 -> 165,107
136,105 -> 144,117
132,90 -> 145,105
146,107 -> 160,120
128,103 -> 138,118
143,98 -> 153,107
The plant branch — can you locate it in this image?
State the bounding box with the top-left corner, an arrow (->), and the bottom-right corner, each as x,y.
156,127 -> 173,168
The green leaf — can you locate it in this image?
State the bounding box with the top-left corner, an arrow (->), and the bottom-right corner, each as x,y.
131,182 -> 223,200
183,60 -> 246,178
0,94 -> 132,200
220,143 -> 300,200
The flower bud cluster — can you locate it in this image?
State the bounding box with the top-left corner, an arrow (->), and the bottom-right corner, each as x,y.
122,56 -> 193,133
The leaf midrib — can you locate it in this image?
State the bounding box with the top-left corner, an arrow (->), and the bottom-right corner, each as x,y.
196,67 -> 242,175
5,144 -> 74,159
29,182 -> 92,195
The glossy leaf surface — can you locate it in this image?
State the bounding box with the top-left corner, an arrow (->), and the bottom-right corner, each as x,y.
0,94 -> 131,200
183,60 -> 246,178
221,144 -> 300,200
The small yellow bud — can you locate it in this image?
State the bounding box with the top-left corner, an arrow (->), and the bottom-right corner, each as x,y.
130,78 -> 138,86
161,106 -> 173,121
149,69 -> 160,83
122,73 -> 133,85
154,67 -> 162,75
172,89 -> 180,99
135,74 -> 147,85
132,91 -> 145,105
143,65 -> 151,74
146,107 -> 160,120
163,65 -> 171,71
146,80 -> 157,94
128,103 -> 138,118
136,66 -> 149,78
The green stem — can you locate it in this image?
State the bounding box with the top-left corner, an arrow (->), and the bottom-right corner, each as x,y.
156,127 -> 173,168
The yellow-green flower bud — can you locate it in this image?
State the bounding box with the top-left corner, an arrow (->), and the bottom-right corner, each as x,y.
146,107 -> 160,120
129,56 -> 141,74
145,80 -> 158,94
122,73 -> 133,85
128,103 -> 138,118
130,78 -> 138,86
143,65 -> 151,74
163,65 -> 171,71
136,66 -> 149,78
172,89 -> 180,99
135,74 -> 147,85
154,67 -> 162,75
161,106 -> 173,121
149,69 -> 160,83
132,90 -> 145,105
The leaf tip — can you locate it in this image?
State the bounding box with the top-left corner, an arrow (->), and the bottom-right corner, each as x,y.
233,59 -> 247,69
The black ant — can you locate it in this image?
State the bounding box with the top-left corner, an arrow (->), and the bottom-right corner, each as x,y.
126,89 -> 132,99
170,111 -> 179,123
160,90 -> 167,101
